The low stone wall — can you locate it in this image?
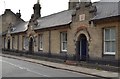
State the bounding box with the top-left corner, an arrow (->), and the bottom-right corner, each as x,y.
2,49 -> 119,72
2,49 -> 76,61
2,49 -> 120,67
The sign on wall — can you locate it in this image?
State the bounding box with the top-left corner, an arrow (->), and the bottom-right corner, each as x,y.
79,14 -> 85,21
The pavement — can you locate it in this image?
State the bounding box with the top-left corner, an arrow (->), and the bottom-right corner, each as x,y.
0,53 -> 119,79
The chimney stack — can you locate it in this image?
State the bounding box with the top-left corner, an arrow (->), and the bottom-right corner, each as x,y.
33,0 -> 41,19
68,0 -> 79,10
16,10 -> 21,18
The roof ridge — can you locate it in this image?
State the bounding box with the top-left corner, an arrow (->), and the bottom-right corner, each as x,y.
1,9 -> 25,22
38,9 -> 72,20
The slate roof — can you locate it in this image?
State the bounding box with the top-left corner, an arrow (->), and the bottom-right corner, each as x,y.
9,1 -> 120,34
92,1 -> 120,20
10,10 -> 74,33
11,21 -> 28,34
35,10 -> 74,30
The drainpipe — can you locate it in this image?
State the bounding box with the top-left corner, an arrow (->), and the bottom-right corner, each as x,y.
49,30 -> 51,56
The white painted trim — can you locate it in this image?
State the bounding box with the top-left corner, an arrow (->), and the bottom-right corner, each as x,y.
103,28 -> 116,55
39,34 -> 43,51
61,49 -> 67,52
104,52 -> 116,55
61,32 -> 67,52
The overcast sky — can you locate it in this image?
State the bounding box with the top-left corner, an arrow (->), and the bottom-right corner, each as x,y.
0,0 -> 100,21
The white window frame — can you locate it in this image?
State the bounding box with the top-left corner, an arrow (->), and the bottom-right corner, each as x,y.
61,32 -> 67,52
104,28 -> 116,55
38,34 -> 43,50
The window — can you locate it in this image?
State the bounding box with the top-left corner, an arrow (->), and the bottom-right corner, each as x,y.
22,36 -> 24,50
3,37 -> 6,48
61,32 -> 67,52
23,36 -> 28,50
104,28 -> 116,55
12,37 -> 15,49
38,34 -> 43,50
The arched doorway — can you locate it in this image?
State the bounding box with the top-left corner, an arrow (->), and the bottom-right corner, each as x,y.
29,37 -> 34,53
7,39 -> 10,50
78,34 -> 88,61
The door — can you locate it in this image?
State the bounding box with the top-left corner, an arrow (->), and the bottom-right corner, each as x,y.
7,39 -> 10,50
79,34 -> 87,60
29,37 -> 33,53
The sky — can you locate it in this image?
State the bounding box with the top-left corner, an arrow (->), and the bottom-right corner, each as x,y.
0,0 -> 100,21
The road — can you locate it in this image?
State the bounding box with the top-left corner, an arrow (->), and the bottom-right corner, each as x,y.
0,56 -> 105,79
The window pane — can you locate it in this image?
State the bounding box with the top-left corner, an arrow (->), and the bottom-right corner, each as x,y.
65,42 -> 67,50
23,37 -> 25,49
111,28 -> 116,40
61,32 -> 67,51
65,33 -> 67,41
39,35 -> 43,50
105,41 -> 110,52
62,32 -> 67,42
63,43 -> 65,50
105,29 -> 110,41
40,42 -> 42,48
62,33 -> 64,41
23,37 -> 28,50
63,42 -> 67,50
111,41 -> 115,52
12,37 -> 15,49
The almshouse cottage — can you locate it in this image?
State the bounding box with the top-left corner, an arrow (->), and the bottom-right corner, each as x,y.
2,0 -> 120,65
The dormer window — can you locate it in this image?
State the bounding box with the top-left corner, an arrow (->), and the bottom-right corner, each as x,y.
11,27 -> 16,31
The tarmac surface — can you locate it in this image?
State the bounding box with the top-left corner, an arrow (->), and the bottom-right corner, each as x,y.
0,53 -> 119,79
0,56 -> 103,79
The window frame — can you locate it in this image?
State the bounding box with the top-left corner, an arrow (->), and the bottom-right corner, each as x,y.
4,37 -> 6,49
104,27 -> 116,55
60,32 -> 67,52
22,36 -> 29,50
38,34 -> 43,51
22,36 -> 26,50
12,36 -> 15,49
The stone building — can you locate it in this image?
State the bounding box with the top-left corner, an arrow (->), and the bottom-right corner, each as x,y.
0,9 -> 24,51
0,9 -> 24,33
2,0 -> 120,65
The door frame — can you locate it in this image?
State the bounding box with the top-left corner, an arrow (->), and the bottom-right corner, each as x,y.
29,37 -> 34,53
7,39 -> 10,50
79,34 -> 88,61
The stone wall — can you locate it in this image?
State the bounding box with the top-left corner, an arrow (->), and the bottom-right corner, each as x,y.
1,9 -> 23,33
42,31 -> 49,53
51,30 -> 60,54
0,16 -> 2,33
95,18 -> 119,60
